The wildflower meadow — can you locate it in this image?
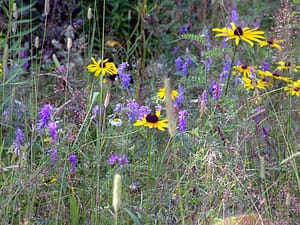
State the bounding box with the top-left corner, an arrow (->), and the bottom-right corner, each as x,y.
0,0 -> 299,224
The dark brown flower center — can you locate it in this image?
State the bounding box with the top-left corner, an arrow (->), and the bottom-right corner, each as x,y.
294,87 -> 300,92
267,39 -> 274,44
234,27 -> 243,36
285,62 -> 291,67
241,65 -> 248,69
272,73 -> 280,77
146,113 -> 158,123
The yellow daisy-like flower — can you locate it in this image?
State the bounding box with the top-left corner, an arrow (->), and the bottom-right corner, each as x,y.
242,77 -> 269,90
134,111 -> 168,131
256,70 -> 292,83
212,22 -> 265,46
86,57 -> 118,77
157,88 -> 179,101
259,39 -> 282,50
276,61 -> 300,72
284,80 -> 300,97
233,64 -> 257,77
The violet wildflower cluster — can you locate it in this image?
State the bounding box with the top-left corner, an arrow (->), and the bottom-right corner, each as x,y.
109,153 -> 129,166
178,110 -> 189,133
118,62 -> 132,89
69,153 -> 77,173
209,80 -> 223,100
175,56 -> 193,77
13,128 -> 25,155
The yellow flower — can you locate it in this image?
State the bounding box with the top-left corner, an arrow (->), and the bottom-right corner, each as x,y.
157,88 -> 179,101
212,22 -> 265,46
284,80 -> 300,97
242,77 -> 269,90
86,57 -> 118,77
259,39 -> 282,50
276,61 -> 300,72
134,111 -> 168,131
0,63 -> 2,73
256,70 -> 292,83
233,64 -> 257,77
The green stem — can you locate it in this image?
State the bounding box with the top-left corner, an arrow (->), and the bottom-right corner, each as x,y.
224,45 -> 238,95
145,129 -> 153,223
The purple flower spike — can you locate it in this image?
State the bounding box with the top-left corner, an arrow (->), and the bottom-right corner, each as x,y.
48,148 -> 58,165
48,121 -> 58,144
13,128 -> 25,155
38,104 -> 52,132
175,57 -> 183,72
178,110 -> 189,133
109,153 -> 119,166
69,153 -> 77,173
118,154 -> 129,165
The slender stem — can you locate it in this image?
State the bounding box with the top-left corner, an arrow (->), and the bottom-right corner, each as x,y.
224,45 -> 238,95
145,129 -> 153,223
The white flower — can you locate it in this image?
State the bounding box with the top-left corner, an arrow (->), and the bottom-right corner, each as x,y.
110,118 -> 122,127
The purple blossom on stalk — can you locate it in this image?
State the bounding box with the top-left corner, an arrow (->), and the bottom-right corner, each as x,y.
69,153 -> 77,173
263,61 -> 269,71
179,24 -> 189,34
261,127 -> 269,138
38,104 -> 52,132
13,128 -> 25,155
231,8 -> 239,24
126,99 -> 140,123
174,84 -> 184,108
118,154 -> 129,165
209,80 -> 222,100
201,90 -> 208,105
118,62 -> 131,89
48,148 -> 58,165
175,56 -> 183,72
114,103 -> 124,113
186,56 -> 193,66
182,62 -> 188,77
220,60 -> 231,84
178,110 -> 189,133
109,153 -> 120,165
48,121 -> 58,144
138,106 -> 151,119
173,47 -> 178,54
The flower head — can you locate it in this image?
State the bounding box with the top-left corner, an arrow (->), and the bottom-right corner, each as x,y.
86,57 -> 118,78
48,121 -> 58,144
256,70 -> 292,83
109,153 -> 120,165
233,64 -> 257,77
134,111 -> 168,131
259,39 -> 282,50
118,62 -> 132,89
38,104 -> 52,132
109,153 -> 129,166
178,110 -> 189,133
157,88 -> 179,101
284,80 -> 300,96
174,84 -> 184,108
69,153 -> 77,173
242,77 -> 269,90
175,57 -> 183,72
110,118 -> 123,127
13,128 -> 25,155
48,148 -> 58,165
209,80 -> 222,100
276,61 -> 300,72
126,99 -> 140,123
212,22 -> 265,46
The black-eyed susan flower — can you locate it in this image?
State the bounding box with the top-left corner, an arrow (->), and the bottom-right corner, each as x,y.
212,22 -> 265,46
242,77 -> 269,90
259,39 -> 282,50
134,111 -> 168,131
276,61 -> 300,72
284,80 -> 300,97
233,64 -> 257,77
256,70 -> 292,83
86,57 -> 118,78
157,88 -> 179,101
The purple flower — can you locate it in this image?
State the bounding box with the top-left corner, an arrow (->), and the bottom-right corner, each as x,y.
263,61 -> 269,71
220,60 -> 231,83
114,103 -> 124,113
261,127 -> 269,137
201,90 -> 208,105
109,153 -> 120,165
178,110 -> 189,133
209,80 -> 222,100
126,99 -> 140,122
13,128 -> 25,154
179,24 -> 189,34
231,8 -> 239,24
118,154 -> 129,165
118,62 -> 131,89
69,153 -> 77,173
174,84 -> 184,108
48,148 -> 58,165
138,106 -> 151,119
182,62 -> 188,77
175,56 -> 183,72
48,121 -> 58,144
38,104 -> 52,132
186,56 -> 193,66
173,47 -> 178,54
